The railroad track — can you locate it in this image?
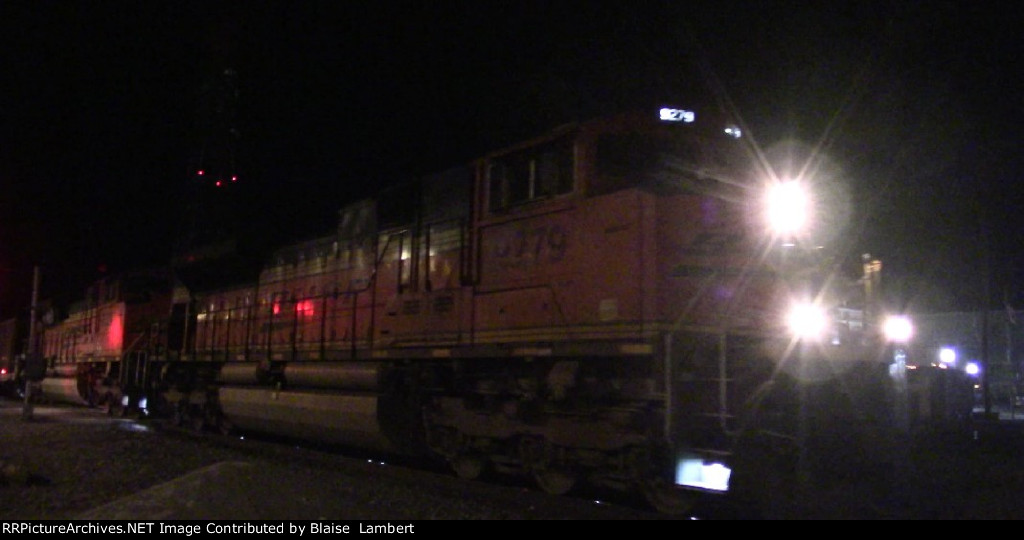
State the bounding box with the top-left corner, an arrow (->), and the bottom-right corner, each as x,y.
2,397 -> 734,519
147,415 -> 710,520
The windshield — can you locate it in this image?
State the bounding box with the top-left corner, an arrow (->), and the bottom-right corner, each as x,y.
593,128 -> 752,202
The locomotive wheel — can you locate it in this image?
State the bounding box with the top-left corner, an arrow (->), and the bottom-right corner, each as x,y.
518,436 -> 577,495
450,454 -> 485,481
641,478 -> 697,515
533,469 -> 576,496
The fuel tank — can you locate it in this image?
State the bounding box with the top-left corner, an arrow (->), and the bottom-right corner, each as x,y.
39,375 -> 88,405
218,387 -> 397,452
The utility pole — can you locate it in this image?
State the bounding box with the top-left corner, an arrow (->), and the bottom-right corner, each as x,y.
21,266 -> 40,420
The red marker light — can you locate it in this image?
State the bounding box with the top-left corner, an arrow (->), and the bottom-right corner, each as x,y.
215,180 -> 222,187
231,175 -> 238,182
296,299 -> 315,316
107,312 -> 124,349
197,169 -> 205,176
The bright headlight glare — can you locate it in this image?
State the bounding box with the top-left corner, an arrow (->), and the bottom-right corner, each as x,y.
787,303 -> 827,339
767,181 -> 809,235
883,316 -> 913,342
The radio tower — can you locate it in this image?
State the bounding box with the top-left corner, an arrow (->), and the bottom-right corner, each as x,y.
172,65 -> 259,291
192,66 -> 241,191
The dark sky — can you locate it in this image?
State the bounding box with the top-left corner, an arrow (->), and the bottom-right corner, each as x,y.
0,1 -> 1022,317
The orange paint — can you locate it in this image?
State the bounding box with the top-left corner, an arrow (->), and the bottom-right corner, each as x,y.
107,312 -> 123,349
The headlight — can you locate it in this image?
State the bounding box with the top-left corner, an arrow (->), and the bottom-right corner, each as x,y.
787,302 -> 828,340
766,181 -> 810,236
883,315 -> 913,343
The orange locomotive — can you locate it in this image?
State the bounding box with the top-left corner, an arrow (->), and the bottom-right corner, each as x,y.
32,106 -> 932,515
37,271 -> 173,412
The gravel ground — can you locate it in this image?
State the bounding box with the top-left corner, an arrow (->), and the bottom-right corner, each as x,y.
4,397 -> 1024,520
0,399 -> 671,521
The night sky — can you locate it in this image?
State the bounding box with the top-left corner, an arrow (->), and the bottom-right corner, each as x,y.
0,1 -> 1022,318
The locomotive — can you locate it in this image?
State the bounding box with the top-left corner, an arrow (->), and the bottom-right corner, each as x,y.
11,105 -> 963,516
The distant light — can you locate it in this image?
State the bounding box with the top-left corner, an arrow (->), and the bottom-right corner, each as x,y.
965,362 -> 980,376
883,316 -> 913,343
939,347 -> 956,364
197,169 -> 204,176
659,108 -> 695,123
231,175 -> 238,182
215,180 -> 223,187
724,125 -> 742,138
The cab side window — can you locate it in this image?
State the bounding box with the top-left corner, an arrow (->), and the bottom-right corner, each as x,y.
488,137 -> 573,212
